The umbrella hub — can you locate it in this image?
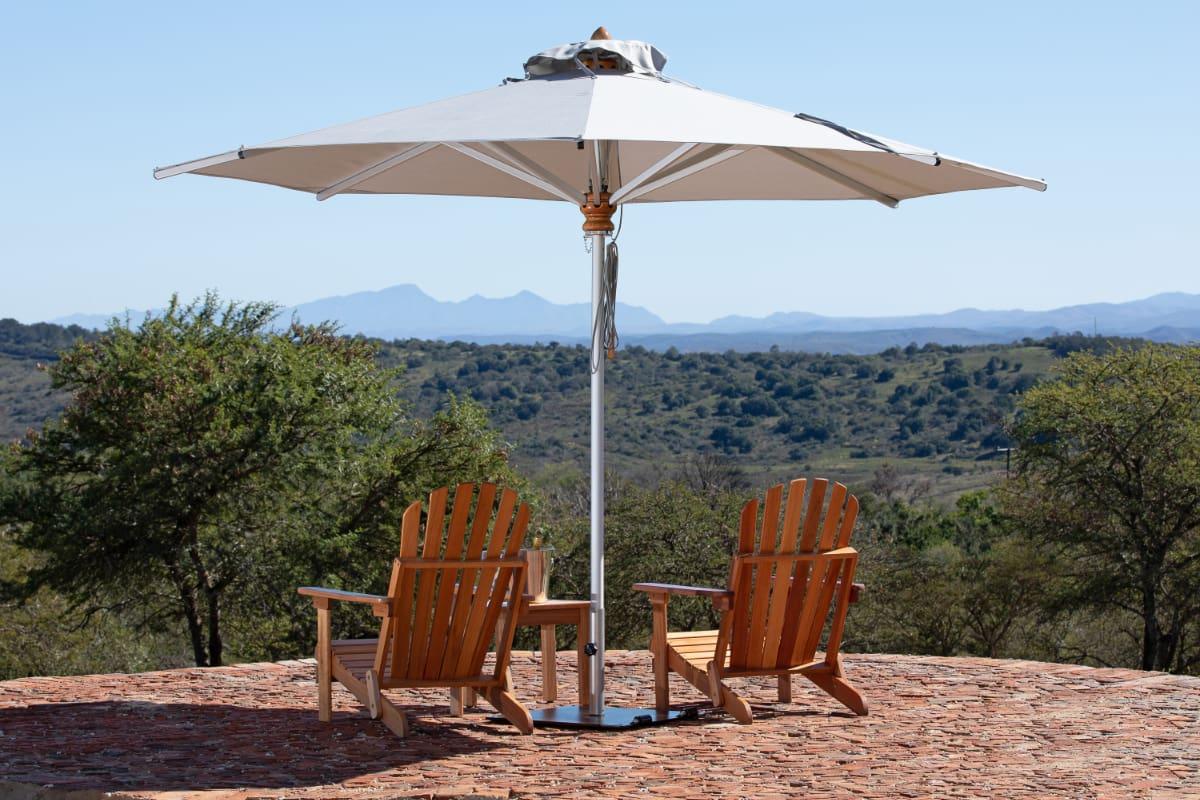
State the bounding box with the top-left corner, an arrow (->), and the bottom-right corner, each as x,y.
581,191 -> 615,233
523,31 -> 667,79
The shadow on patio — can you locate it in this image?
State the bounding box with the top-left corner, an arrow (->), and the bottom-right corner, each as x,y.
0,696 -> 513,794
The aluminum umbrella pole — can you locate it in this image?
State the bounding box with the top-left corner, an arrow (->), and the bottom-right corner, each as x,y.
527,183 -> 688,728
582,185 -> 615,716
587,210 -> 608,715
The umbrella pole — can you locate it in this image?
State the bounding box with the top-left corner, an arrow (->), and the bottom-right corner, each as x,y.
527,191 -> 688,729
587,223 -> 607,716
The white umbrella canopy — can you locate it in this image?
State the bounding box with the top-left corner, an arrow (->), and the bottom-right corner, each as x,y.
155,34 -> 1044,206
156,28 -> 1044,729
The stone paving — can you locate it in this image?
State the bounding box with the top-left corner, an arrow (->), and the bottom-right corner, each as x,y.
0,651 -> 1197,799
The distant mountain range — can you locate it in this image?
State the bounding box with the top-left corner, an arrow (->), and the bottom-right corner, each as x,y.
50,287 -> 1200,355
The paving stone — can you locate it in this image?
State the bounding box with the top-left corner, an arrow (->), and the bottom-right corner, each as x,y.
0,652 -> 1197,798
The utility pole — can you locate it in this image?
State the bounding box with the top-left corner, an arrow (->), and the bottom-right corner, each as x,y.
996,447 -> 1015,477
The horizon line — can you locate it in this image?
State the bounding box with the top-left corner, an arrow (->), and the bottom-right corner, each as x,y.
35,285 -> 1200,329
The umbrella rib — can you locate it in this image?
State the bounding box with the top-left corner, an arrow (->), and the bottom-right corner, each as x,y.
444,142 -> 578,203
615,144 -> 749,204
316,142 -> 440,201
480,142 -> 584,202
609,142 -> 698,205
769,148 -> 900,208
154,149 -> 244,180
938,157 -> 1047,191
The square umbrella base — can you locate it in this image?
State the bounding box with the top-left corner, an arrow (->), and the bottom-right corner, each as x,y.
516,704 -> 696,730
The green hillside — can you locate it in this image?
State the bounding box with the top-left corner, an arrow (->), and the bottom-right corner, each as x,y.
0,319 -> 98,442
1,317 -> 1114,501
378,338 -> 1067,501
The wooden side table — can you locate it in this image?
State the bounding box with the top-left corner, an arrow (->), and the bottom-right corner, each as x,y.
517,598 -> 590,703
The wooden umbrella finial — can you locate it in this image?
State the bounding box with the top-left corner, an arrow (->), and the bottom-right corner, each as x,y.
590,26 -> 611,40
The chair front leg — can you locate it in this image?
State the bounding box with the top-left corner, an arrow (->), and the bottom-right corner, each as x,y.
706,659 -> 753,724
649,594 -> 670,713
314,599 -> 333,722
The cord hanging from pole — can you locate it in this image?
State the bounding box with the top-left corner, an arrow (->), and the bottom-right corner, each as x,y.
591,238 -> 619,373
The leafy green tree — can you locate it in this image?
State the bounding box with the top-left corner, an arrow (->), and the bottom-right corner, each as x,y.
1002,345 -> 1200,672
0,532 -> 187,678
0,295 -> 514,668
951,493 -> 1053,658
851,491 -> 1053,659
541,475 -> 744,650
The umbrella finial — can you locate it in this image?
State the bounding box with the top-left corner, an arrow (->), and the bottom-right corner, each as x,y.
590,26 -> 611,40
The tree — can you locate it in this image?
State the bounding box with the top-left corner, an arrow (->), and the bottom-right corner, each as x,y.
851,492 -> 1052,660
544,477 -> 744,650
0,295 -> 515,667
675,453 -> 749,496
1001,345 -> 1200,672
951,493 -> 1052,658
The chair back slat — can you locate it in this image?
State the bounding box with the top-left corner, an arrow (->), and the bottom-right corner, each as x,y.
817,482 -> 848,551
798,478 -> 828,550
381,501 -> 423,676
777,478 -> 807,553
725,497 -> 761,667
744,483 -> 783,668
420,485 -> 476,677
724,479 -> 859,673
403,487 -> 448,674
760,478 -> 808,666
378,483 -> 530,685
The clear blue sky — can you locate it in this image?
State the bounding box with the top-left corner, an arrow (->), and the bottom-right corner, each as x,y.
1,1 -> 1197,324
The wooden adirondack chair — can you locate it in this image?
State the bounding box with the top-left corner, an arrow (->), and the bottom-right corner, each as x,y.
298,482 -> 533,736
634,478 -> 867,723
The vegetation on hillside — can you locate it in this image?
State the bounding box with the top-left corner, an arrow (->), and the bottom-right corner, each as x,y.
2,316 -> 1125,497
382,336 -> 1069,498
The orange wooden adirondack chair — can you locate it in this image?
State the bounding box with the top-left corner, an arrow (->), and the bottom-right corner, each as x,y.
298,482 -> 533,736
634,478 -> 867,723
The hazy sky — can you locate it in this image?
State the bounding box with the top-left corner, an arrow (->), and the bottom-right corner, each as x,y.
1,2 -> 1197,324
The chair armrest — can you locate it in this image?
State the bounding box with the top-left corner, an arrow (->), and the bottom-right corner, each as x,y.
298,586 -> 390,615
631,580 -> 860,606
633,582 -> 734,611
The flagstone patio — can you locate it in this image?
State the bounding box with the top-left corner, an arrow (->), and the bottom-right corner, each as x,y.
1,650 -> 1196,799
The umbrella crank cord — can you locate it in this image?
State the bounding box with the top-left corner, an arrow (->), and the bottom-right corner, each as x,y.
590,236 -> 619,374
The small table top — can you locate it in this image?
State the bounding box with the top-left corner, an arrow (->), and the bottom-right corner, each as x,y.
524,597 -> 589,608
519,597 -> 590,625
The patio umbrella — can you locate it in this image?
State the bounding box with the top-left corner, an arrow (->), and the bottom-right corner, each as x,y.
155,28 -> 1045,728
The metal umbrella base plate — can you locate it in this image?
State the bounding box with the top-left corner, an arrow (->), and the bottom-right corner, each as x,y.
496,705 -> 695,730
